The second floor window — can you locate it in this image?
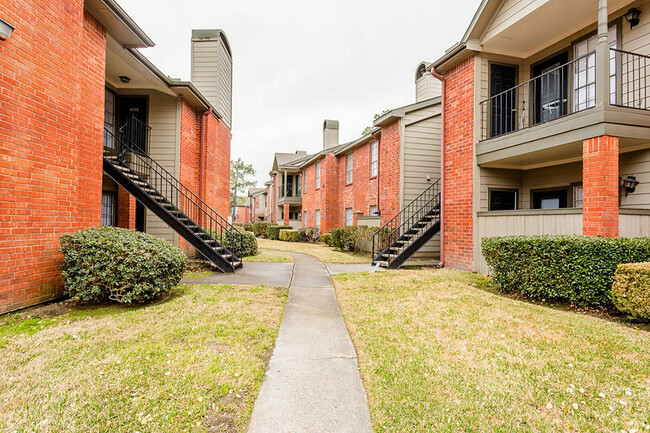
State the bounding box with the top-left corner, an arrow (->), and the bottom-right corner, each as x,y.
369,205 -> 378,216
370,141 -> 378,177
315,161 -> 321,188
303,170 -> 307,194
346,153 -> 353,184
297,173 -> 302,197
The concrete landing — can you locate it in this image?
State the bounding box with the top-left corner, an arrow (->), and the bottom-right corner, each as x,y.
247,252 -> 372,433
181,262 -> 293,288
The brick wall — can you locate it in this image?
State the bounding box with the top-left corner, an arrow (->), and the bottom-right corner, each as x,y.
377,121 -> 400,225
0,2 -> 106,313
340,142 -> 379,225
443,56 -> 475,271
234,205 -> 250,223
177,101 -> 231,254
583,135 -> 619,237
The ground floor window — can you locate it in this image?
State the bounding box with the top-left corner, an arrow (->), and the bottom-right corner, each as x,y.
345,208 -> 353,226
303,211 -> 307,228
101,192 -> 116,226
489,189 -> 518,211
315,210 -> 321,229
532,189 -> 568,209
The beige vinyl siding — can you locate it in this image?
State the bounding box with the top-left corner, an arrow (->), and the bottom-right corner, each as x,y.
402,106 -> 442,259
479,168 -> 523,211
482,0 -> 544,43
521,162 -> 582,208
146,92 -> 181,245
415,75 -> 442,102
620,149 -> 650,209
477,210 -> 583,273
218,39 -> 233,128
620,212 -> 650,237
621,0 -> 650,55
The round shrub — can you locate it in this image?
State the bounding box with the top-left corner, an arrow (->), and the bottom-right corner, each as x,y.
611,262 -> 650,320
221,230 -> 258,257
329,228 -> 342,248
252,222 -> 271,237
279,229 -> 299,242
60,226 -> 187,304
320,233 -> 332,245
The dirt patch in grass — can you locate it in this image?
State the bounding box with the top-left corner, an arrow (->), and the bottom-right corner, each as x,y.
0,284 -> 286,432
334,268 -> 650,432
258,238 -> 370,263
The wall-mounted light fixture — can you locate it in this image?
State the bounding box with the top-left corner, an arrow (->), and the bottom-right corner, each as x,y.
0,18 -> 15,41
625,8 -> 641,29
622,175 -> 640,196
119,76 -> 131,84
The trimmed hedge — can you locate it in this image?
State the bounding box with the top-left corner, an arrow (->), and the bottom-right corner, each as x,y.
224,230 -> 258,257
320,233 -> 332,245
330,228 -> 341,248
279,229 -> 299,242
252,222 -> 271,237
482,235 -> 650,307
611,262 -> 650,319
266,225 -> 291,240
60,226 -> 187,304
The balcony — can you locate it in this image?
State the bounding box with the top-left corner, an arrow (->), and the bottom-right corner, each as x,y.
478,49 -> 650,168
277,183 -> 302,205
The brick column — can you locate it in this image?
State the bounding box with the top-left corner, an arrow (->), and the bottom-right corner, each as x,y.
583,135 -> 619,237
283,204 -> 290,227
117,187 -> 136,229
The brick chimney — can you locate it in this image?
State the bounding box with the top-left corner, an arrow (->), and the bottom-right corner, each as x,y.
323,119 -> 339,150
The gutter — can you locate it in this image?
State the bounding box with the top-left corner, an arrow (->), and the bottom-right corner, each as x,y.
431,67 -> 446,268
431,42 -> 467,71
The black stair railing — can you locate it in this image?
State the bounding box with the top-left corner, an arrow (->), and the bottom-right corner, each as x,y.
372,179 -> 441,264
103,124 -> 244,265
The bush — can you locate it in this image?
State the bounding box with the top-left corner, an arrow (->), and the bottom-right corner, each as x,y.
60,226 -> 187,304
482,235 -> 650,307
266,225 -> 289,240
320,233 -> 332,246
220,230 -> 258,257
611,262 -> 650,320
298,226 -> 320,242
330,228 -> 342,248
250,222 -> 269,237
279,229 -> 299,242
243,222 -> 252,232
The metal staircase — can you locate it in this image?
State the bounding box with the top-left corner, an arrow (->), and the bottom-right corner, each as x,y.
103,118 -> 243,273
372,179 -> 441,269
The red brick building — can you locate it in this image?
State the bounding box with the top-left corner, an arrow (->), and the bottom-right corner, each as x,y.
431,0 -> 650,273
267,67 -> 443,260
1,0 -> 233,313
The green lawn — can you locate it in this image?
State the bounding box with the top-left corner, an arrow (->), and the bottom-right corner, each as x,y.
333,268 -> 650,433
257,238 -> 370,264
243,249 -> 294,263
0,284 -> 287,432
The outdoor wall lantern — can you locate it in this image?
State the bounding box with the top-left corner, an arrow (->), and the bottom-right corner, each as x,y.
119,75 -> 131,84
625,8 -> 641,29
622,175 -> 640,196
0,18 -> 15,41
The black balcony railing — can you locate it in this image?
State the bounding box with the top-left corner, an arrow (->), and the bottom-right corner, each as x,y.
480,49 -> 650,141
611,48 -> 650,111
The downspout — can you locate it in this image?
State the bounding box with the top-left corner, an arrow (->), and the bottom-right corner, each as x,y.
431,67 -> 446,268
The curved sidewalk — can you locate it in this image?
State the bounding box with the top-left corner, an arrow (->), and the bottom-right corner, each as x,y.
247,252 -> 372,433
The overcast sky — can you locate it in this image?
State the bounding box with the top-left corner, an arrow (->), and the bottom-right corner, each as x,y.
119,0 -> 481,186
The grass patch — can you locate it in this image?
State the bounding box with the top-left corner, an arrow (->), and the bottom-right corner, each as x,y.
243,249 -> 294,263
333,268 -> 650,432
0,284 -> 287,432
183,271 -> 212,279
258,238 -> 370,264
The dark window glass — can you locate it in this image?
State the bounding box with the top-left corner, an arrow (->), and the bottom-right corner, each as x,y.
489,190 -> 517,211
532,189 -> 568,209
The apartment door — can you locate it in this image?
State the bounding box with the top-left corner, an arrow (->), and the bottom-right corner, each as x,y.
533,52 -> 568,124
118,96 -> 148,153
490,64 -> 517,137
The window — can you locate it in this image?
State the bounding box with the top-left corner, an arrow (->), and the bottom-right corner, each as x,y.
370,141 -> 378,177
303,210 -> 307,228
315,161 -> 321,189
303,171 -> 307,195
315,210 -> 321,229
489,189 -> 518,211
369,205 -> 378,216
101,192 -> 115,226
532,189 -> 568,209
345,208 -> 353,226
573,185 -> 584,208
573,26 -> 618,110
104,89 -> 115,149
297,173 -> 302,197
346,153 -> 354,184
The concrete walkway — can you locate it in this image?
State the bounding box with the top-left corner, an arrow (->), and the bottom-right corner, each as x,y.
247,252 -> 372,433
180,262 -> 293,288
